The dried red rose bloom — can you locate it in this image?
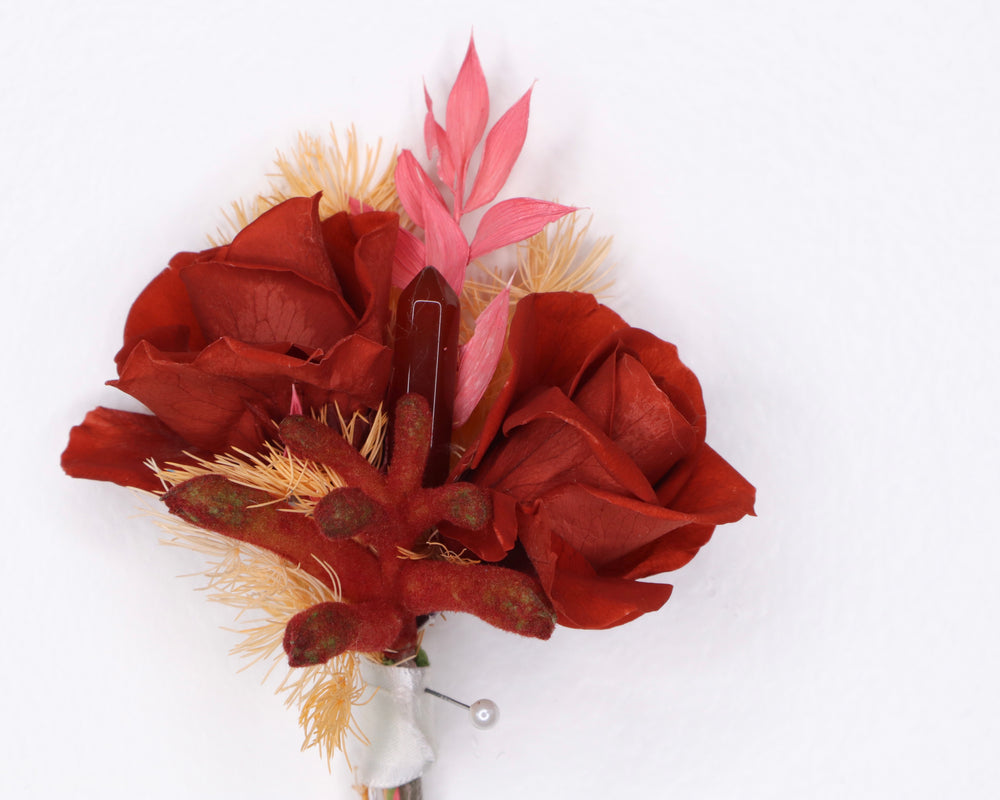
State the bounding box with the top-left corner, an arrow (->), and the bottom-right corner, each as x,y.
62,196 -> 398,491
451,292 -> 756,630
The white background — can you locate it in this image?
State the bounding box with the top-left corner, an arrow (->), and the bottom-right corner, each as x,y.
3,1 -> 998,797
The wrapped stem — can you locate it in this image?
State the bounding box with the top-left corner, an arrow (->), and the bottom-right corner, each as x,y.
367,777 -> 422,799
350,661 -> 433,797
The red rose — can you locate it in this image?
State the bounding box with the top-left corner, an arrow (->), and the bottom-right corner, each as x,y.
454,292 -> 756,630
62,195 -> 398,490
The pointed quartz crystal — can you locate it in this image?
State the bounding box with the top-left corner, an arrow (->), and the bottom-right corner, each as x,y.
388,266 -> 461,486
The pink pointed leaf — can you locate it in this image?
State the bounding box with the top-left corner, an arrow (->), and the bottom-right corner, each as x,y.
424,84 -> 455,186
422,192 -> 469,293
348,197 -> 375,214
289,384 -> 303,416
446,35 -> 489,195
392,226 -> 426,288
395,150 -> 447,229
469,198 -> 577,260
423,83 -> 438,158
454,284 -> 511,426
464,87 -> 532,213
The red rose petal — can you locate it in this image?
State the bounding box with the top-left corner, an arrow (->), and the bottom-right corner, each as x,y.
116,324 -> 197,373
549,567 -> 674,630
112,340 -> 272,453
610,328 -> 706,436
603,523 -> 717,581
116,267 -> 206,371
113,335 -> 392,453
191,335 -> 392,417
507,293 -> 628,397
179,261 -> 358,350
461,292 -> 629,471
61,406 -> 198,491
223,195 -> 340,290
573,351 -> 698,485
530,483 -> 696,567
320,210 -> 398,343
476,385 -> 658,504
518,510 -> 672,629
661,443 -> 757,523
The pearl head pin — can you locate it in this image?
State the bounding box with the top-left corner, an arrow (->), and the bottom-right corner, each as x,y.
424,688 -> 499,729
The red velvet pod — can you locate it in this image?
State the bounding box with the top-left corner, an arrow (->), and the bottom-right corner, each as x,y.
279,414 -> 391,505
313,487 -> 384,540
400,560 -> 555,640
283,600 -> 403,666
385,394 -> 432,494
162,475 -> 383,602
402,482 -> 491,533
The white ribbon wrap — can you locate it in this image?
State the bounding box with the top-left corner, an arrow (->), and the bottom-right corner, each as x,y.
348,660 -> 435,788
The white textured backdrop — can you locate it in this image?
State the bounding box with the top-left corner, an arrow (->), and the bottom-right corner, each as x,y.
3,1 -> 998,797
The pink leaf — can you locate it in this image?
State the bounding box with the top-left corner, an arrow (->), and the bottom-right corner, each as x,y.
424,84 -> 454,187
422,192 -> 469,293
289,384 -> 303,415
395,150 -> 447,229
392,226 -> 426,288
446,35 -> 489,203
469,198 -> 577,260
454,283 -> 511,426
348,197 -> 375,214
423,83 -> 438,158
464,87 -> 532,213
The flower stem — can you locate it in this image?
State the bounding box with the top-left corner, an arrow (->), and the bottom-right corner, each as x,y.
367,778 -> 422,799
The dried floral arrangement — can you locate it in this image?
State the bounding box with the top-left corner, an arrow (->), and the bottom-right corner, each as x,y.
62,36 -> 755,798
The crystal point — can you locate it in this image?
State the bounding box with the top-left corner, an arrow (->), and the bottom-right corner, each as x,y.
389,266 -> 460,486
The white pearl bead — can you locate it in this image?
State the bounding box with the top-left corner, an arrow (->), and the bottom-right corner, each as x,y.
470,698 -> 499,729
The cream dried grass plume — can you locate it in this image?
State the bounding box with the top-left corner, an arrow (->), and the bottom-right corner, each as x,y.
150,512 -> 371,766
146,407 -> 387,765
153,406 -> 386,516
211,126 -> 404,245
462,210 -> 614,316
